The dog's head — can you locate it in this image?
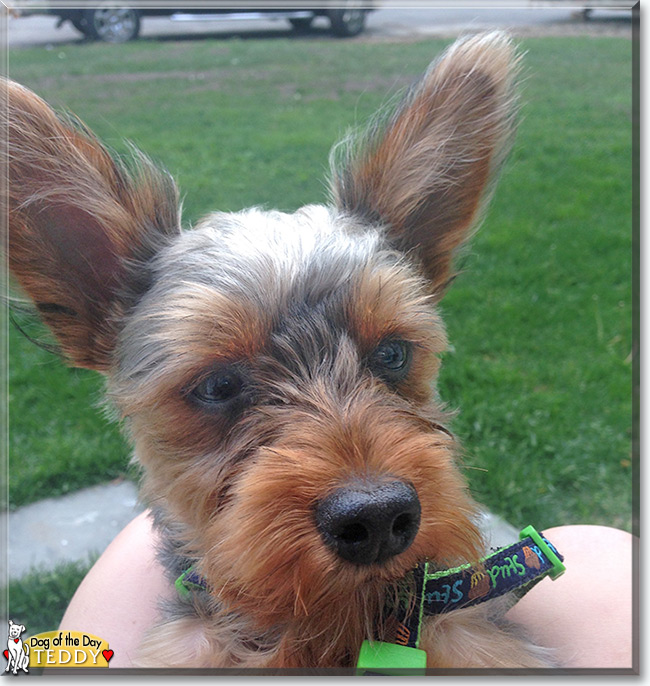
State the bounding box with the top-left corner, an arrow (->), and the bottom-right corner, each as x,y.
8,621 -> 25,640
4,33 -> 518,638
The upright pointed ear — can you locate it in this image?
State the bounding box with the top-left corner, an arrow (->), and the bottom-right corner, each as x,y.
331,32 -> 519,298
2,79 -> 180,370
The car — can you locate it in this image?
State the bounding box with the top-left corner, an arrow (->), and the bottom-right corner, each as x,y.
39,3 -> 375,43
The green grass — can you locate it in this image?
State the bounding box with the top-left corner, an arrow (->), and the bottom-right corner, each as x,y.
6,560 -> 93,637
8,35 -> 633,538
8,317 -> 133,508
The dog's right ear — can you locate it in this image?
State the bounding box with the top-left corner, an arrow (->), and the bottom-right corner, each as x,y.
2,80 -> 180,371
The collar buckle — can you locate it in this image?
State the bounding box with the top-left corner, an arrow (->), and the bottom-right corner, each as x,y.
355,524 -> 566,672
356,640 -> 427,675
519,525 -> 566,580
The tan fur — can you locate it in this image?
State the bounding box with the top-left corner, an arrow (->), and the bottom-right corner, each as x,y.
4,33 -> 555,670
136,616 -> 234,668
421,605 -> 552,668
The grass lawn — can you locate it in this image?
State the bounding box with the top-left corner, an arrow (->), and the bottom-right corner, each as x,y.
7,33 -> 633,632
7,560 -> 94,637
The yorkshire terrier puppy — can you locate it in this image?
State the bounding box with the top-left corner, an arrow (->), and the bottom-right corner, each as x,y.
4,33 -> 554,669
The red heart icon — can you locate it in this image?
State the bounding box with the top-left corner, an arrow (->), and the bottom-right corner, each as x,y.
13,639 -> 19,644
102,650 -> 114,663
3,650 -> 7,659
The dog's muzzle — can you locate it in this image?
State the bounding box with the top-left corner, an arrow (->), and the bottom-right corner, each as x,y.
314,480 -> 421,566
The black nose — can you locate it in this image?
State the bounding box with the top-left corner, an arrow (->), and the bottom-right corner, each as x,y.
314,480 -> 421,566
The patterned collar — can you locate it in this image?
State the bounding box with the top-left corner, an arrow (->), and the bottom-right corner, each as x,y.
357,525 -> 565,673
175,525 -> 565,673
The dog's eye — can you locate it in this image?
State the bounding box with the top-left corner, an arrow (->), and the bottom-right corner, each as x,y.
192,369 -> 244,405
369,339 -> 412,382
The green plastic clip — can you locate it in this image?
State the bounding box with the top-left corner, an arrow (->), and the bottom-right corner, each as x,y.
519,525 -> 566,580
175,566 -> 205,598
356,640 -> 427,675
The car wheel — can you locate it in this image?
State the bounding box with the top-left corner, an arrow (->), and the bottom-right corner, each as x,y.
70,17 -> 87,34
81,7 -> 141,43
328,5 -> 367,37
289,16 -> 314,33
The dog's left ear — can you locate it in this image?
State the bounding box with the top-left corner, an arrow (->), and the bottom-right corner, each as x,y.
331,32 -> 519,298
2,80 -> 180,370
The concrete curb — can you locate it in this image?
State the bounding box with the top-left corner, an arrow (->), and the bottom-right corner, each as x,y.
7,481 -> 144,580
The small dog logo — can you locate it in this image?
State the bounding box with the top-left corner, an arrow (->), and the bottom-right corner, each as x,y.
4,620 -> 29,676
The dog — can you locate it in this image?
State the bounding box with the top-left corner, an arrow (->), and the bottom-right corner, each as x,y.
3,33 -> 557,669
5,621 -> 29,675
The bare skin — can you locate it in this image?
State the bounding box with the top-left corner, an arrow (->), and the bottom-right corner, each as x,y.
58,512 -> 174,669
59,514 -> 636,670
507,524 -> 635,669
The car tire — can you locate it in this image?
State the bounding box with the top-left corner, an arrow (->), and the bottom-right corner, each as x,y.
80,7 -> 141,43
328,6 -> 367,37
289,16 -> 314,33
70,17 -> 87,34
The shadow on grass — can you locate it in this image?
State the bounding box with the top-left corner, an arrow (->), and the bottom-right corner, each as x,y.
142,26 -> 340,44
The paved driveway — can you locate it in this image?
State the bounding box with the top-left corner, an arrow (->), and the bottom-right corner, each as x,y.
6,5 -> 632,48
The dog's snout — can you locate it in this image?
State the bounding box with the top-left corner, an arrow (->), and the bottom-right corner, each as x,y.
314,480 -> 420,566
